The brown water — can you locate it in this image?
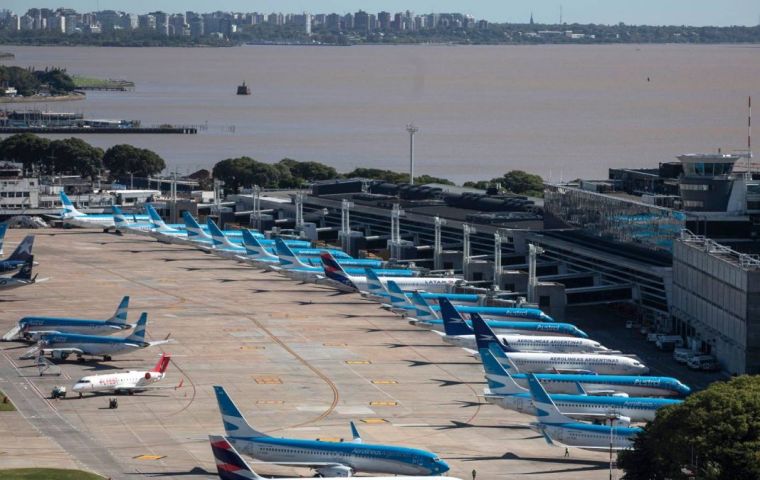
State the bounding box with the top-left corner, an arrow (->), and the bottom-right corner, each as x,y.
2,44 -> 759,184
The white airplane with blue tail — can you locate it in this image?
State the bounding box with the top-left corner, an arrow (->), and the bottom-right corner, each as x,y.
480,345 -> 681,422
21,312 -> 171,362
4,296 -> 133,341
472,314 -> 649,375
438,300 -> 607,353
213,386 -> 451,477
209,435 -> 461,480
526,372 -> 643,451
59,192 -> 148,230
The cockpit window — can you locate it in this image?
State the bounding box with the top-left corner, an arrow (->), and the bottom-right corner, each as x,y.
77,379 -> 90,383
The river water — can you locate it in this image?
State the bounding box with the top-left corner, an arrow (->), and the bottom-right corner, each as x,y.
2,44 -> 758,184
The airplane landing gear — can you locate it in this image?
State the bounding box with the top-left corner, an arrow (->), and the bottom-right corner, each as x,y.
103,355 -> 112,361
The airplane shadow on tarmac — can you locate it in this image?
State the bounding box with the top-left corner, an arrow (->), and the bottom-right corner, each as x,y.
126,467 -> 215,477
449,451 -> 608,472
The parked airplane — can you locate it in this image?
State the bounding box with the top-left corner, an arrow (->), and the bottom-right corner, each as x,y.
209,435 -> 461,480
404,290 -> 554,322
4,296 -> 132,341
23,312 -> 171,362
59,192 -> 147,229
363,271 -> 480,305
321,253 -> 460,293
0,223 -> 7,255
241,231 -> 347,265
480,346 -> 681,422
214,386 -> 450,477
273,237 -> 386,269
472,315 -> 649,375
439,302 -> 606,353
0,235 -> 34,273
271,238 -> 413,282
0,256 -> 41,291
72,353 -> 181,397
527,373 -> 642,450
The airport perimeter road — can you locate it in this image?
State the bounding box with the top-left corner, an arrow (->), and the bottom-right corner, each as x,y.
0,230 -> 614,479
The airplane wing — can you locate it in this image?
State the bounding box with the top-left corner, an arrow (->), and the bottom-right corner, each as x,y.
147,333 -> 174,347
548,368 -> 597,375
22,346 -> 85,360
248,461 -> 350,470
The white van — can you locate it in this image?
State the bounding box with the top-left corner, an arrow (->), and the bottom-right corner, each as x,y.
672,348 -> 692,364
687,354 -> 720,371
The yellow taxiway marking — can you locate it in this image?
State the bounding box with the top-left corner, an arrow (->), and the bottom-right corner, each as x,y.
254,376 -> 282,384
371,379 -> 398,384
133,455 -> 166,460
360,418 -> 388,424
369,401 -> 399,407
345,360 -> 371,365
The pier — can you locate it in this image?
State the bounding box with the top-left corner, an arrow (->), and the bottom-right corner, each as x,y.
0,126 -> 197,134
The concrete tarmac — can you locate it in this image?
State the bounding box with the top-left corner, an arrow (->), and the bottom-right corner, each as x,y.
0,229 -> 614,479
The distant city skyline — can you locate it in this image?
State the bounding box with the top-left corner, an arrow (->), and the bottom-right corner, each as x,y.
3,1 -> 759,27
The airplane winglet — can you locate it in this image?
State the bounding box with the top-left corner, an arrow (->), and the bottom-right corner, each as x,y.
349,421 -> 363,443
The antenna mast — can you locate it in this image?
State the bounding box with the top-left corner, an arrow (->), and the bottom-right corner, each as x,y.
749,96 -> 753,176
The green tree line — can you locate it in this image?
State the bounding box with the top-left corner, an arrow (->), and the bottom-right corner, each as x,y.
619,375 -> 760,480
0,133 -> 165,178
0,66 -> 76,96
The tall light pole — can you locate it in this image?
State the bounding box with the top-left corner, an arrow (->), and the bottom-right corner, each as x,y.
406,123 -> 419,185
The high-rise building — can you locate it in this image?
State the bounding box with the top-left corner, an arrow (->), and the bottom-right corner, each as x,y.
342,13 -> 354,30
378,11 -> 391,30
325,13 -> 341,31
353,10 -> 369,33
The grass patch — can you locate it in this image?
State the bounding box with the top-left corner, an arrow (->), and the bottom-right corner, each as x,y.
71,75 -> 134,90
0,390 -> 15,411
0,469 -> 105,479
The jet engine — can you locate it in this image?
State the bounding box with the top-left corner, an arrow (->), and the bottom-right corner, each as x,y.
315,465 -> 353,477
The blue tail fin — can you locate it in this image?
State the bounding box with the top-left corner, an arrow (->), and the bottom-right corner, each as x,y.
471,313 -> 507,353
145,204 -> 167,229
207,218 -> 233,248
12,256 -> 33,280
182,211 -> 209,239
385,280 -> 409,306
108,296 -> 130,324
364,268 -> 389,296
274,238 -> 309,268
0,223 -> 7,255
242,230 -> 275,259
349,421 -> 363,443
213,386 -> 269,438
526,373 -> 572,424
112,206 -> 130,230
59,192 -> 84,218
439,298 -> 473,336
481,349 -> 525,394
320,252 -> 357,290
8,235 -> 34,263
409,291 -> 439,321
209,435 -> 261,480
125,312 -> 147,342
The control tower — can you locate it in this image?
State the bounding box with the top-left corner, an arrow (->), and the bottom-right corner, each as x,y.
677,153 -> 742,212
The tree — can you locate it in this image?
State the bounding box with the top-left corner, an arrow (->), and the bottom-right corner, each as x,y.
499,170 -> 544,195
618,375 -> 760,480
212,157 -> 285,191
103,144 -> 166,178
47,138 -> 103,178
284,159 -> 338,183
0,133 -> 50,174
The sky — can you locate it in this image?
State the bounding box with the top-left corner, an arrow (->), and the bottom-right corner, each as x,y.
4,1 -> 760,26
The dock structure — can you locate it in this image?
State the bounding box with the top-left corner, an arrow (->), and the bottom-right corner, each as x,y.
0,126 -> 197,134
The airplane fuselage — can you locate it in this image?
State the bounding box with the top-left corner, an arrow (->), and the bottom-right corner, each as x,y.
533,422 -> 640,450
73,370 -> 164,394
512,374 -> 689,397
497,352 -> 648,375
228,436 -> 445,476
445,334 -> 605,353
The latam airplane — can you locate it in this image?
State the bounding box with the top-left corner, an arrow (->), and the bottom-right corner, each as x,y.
209,435 -> 462,480
72,353 -> 182,397
23,312 -> 170,362
4,296 -> 132,341
362,269 -> 480,305
59,192 -> 148,230
214,386 -> 450,477
0,235 -> 34,273
472,315 -> 649,375
480,346 -> 681,422
439,303 -> 606,353
320,253 -> 460,293
527,373 -> 642,451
